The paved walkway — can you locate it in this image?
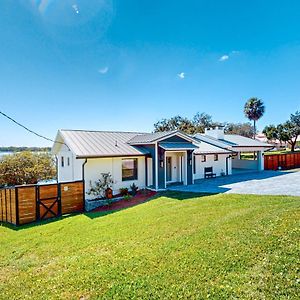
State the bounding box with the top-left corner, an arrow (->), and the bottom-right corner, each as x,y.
168,170 -> 300,196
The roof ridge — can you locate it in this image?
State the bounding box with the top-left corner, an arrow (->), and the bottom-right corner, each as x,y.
60,129 -> 148,134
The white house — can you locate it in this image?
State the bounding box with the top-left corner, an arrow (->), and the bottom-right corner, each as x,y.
52,127 -> 272,198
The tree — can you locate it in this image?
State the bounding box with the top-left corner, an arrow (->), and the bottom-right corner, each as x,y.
277,111 -> 300,152
154,112 -> 217,134
244,98 -> 265,139
192,112 -> 217,133
262,125 -> 279,142
224,122 -> 254,138
154,115 -> 195,134
0,151 -> 56,187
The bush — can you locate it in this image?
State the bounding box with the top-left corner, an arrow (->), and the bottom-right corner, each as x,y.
0,151 -> 56,186
130,183 -> 139,196
119,188 -> 129,196
87,173 -> 114,199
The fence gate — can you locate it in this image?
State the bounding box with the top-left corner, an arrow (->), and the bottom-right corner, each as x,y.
37,184 -> 61,220
1,181 -> 84,226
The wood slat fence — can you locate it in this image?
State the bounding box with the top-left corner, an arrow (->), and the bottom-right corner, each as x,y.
0,180 -> 84,226
264,152 -> 300,170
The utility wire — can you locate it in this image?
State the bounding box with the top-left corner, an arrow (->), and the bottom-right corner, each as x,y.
0,110 -> 66,146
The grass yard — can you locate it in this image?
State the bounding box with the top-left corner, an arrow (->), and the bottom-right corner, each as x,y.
0,192 -> 299,299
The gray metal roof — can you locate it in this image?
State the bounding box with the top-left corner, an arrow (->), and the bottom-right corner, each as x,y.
159,142 -> 198,151
195,133 -> 272,149
221,134 -> 272,147
128,130 -> 179,144
193,140 -> 233,155
58,130 -> 148,158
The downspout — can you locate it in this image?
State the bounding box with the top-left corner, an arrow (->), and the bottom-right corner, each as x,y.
82,159 -> 88,209
55,155 -> 59,183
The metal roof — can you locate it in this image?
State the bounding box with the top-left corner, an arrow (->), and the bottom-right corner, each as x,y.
159,142 -> 198,151
57,130 -> 149,158
221,135 -> 272,147
128,130 -> 179,144
193,140 -> 233,155
195,133 -> 272,149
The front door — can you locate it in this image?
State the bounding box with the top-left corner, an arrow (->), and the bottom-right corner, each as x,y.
166,157 -> 172,182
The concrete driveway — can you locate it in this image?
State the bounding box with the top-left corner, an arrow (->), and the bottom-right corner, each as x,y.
168,170 -> 300,196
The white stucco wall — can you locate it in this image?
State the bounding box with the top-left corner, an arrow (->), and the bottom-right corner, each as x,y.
56,145 -> 85,182
84,156 -> 146,198
193,154 -> 230,180
232,151 -> 264,171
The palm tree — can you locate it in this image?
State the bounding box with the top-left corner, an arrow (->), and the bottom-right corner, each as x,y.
244,98 -> 265,139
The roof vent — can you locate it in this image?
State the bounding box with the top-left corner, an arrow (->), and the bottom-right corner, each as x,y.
115,140 -> 118,147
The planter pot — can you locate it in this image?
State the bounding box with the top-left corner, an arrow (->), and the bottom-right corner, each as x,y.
105,188 -> 113,199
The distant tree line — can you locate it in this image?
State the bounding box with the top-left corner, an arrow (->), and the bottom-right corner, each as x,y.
263,111 -> 300,152
0,146 -> 51,152
154,112 -> 255,138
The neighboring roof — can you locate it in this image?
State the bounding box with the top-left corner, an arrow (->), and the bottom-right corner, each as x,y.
159,142 -> 198,151
53,130 -> 149,158
128,130 -> 195,144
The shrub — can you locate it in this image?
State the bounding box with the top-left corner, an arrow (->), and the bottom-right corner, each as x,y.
87,173 -> 114,199
0,151 -> 56,186
119,187 -> 129,196
130,183 -> 139,196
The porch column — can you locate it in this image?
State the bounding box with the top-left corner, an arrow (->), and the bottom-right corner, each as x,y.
186,150 -> 193,185
257,151 -> 264,171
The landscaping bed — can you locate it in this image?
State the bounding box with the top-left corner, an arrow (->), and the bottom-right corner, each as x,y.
91,189 -> 157,212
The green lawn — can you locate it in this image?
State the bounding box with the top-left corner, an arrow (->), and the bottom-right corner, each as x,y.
0,192 -> 299,299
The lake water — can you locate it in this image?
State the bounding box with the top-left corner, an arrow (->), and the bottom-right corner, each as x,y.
0,152 -> 13,158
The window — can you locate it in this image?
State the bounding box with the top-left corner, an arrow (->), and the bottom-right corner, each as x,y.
67,157 -> 70,166
201,155 -> 206,162
61,156 -> 64,167
122,158 -> 138,181
214,154 -> 219,161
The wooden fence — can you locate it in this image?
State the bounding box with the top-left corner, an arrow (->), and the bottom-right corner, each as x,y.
0,181 -> 84,226
264,152 -> 300,170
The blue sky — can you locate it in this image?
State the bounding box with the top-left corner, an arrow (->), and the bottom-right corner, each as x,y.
0,0 -> 300,146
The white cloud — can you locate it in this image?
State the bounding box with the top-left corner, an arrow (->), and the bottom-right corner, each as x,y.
177,72 -> 185,79
72,4 -> 79,14
219,55 -> 229,62
98,66 -> 109,74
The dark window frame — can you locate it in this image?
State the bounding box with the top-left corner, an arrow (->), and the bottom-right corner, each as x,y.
122,158 -> 138,181
201,155 -> 206,162
67,157 -> 70,166
61,156 -> 64,167
214,154 -> 219,161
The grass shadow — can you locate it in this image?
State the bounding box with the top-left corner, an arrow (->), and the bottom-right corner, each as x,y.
0,212 -> 82,231
161,190 -> 215,200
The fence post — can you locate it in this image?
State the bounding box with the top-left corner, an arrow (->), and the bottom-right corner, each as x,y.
58,183 -> 62,216
35,185 -> 40,221
15,187 -> 19,226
